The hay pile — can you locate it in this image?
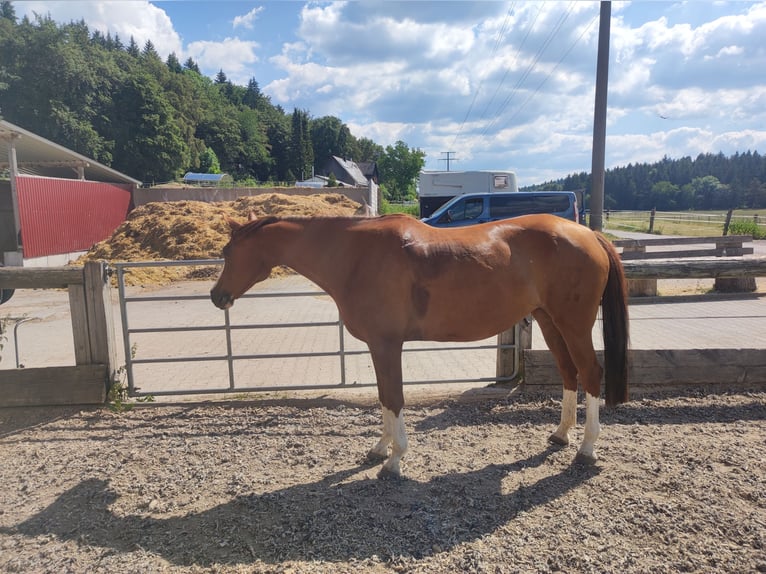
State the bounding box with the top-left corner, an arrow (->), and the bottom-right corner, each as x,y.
81,193 -> 362,285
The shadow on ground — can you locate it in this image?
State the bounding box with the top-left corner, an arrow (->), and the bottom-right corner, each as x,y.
6,447 -> 598,566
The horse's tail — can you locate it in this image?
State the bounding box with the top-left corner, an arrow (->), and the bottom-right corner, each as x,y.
596,232 -> 630,406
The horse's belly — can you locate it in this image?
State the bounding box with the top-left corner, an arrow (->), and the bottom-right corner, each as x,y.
414,299 -> 531,342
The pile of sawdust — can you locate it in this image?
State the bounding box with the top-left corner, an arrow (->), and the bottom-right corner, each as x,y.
80,193 -> 362,285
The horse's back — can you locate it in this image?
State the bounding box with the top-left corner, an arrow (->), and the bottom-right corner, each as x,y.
353,214 -> 610,341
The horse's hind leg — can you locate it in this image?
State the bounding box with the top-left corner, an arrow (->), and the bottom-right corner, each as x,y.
533,310 -> 579,447
367,340 -> 408,478
559,327 -> 604,464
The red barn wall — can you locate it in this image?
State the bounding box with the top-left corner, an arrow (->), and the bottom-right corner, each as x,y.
15,176 -> 132,259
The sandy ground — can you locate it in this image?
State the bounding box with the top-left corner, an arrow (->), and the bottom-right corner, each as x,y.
1,387 -> 764,574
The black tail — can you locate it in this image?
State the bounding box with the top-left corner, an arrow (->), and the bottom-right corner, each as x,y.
596,233 -> 630,406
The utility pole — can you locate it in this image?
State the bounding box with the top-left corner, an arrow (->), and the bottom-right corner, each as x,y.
590,1 -> 611,232
439,151 -> 458,171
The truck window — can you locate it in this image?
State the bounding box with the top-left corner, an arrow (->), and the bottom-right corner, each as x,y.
493,175 -> 510,189
489,194 -> 572,219
438,197 -> 483,224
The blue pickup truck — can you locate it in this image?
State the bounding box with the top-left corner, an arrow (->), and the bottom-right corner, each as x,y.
421,191 -> 580,228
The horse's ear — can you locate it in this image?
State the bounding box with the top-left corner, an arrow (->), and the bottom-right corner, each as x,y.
248,211 -> 258,222
225,216 -> 243,232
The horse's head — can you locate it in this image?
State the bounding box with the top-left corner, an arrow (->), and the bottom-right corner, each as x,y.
210,214 -> 278,310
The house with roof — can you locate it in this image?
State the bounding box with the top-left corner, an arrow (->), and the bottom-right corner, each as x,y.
182,172 -> 233,187
357,161 -> 379,185
321,156 -> 369,187
313,156 -> 380,214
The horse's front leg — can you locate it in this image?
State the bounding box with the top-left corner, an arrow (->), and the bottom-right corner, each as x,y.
367,340 -> 408,478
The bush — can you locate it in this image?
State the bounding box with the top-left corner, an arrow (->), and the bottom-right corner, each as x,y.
379,198 -> 419,217
727,220 -> 765,239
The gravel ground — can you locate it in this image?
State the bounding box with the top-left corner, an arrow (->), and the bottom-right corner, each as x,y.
1,388 -> 765,574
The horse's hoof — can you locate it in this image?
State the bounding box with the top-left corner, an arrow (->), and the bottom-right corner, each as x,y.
574,451 -> 598,465
376,466 -> 402,480
548,433 -> 569,447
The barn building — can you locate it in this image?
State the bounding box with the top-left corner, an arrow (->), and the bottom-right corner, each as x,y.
0,120 -> 140,267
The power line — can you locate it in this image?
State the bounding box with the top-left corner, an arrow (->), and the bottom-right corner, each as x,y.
439,151 -> 458,171
480,2 -> 577,138
475,2 -> 544,130
493,10 -> 599,134
450,3 -> 516,149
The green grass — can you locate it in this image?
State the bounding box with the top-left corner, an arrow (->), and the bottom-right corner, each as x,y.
380,199 -> 419,216
603,209 -> 766,237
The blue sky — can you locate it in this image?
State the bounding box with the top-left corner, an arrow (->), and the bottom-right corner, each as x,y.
14,1 -> 766,185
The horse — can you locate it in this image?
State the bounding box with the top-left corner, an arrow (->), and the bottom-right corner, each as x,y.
210,213 -> 629,478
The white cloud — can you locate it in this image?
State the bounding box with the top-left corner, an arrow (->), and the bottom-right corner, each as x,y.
17,1 -> 183,58
186,38 -> 260,85
232,7 -> 264,30
14,1 -> 766,184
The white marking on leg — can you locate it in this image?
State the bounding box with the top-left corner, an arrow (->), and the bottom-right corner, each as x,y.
369,407 -> 393,458
381,408 -> 408,475
578,392 -> 601,461
551,388 -> 577,445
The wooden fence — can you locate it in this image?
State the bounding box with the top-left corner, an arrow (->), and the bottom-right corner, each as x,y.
515,254 -> 766,395
614,235 -> 755,295
0,261 -> 118,407
1,254 -> 766,407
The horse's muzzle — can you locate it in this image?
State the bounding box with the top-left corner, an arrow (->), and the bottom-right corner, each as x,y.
210,288 -> 234,310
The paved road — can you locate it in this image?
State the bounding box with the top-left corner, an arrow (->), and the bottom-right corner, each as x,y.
2,270 -> 765,398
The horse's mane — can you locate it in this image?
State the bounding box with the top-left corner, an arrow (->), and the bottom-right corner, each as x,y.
232,216 -> 279,240
232,214 -> 387,240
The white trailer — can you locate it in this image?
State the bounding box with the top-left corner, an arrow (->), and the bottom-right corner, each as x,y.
418,170 -> 518,218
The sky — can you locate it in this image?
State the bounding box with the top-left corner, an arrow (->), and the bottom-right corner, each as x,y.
12,1 -> 766,186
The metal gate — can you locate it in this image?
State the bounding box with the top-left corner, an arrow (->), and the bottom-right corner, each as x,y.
115,260 -> 520,398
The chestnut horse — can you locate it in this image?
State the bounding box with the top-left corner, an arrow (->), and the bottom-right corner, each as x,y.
210,213 -> 629,478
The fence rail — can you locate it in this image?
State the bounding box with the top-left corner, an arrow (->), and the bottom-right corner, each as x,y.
604,209 -> 766,235
114,260 -> 520,397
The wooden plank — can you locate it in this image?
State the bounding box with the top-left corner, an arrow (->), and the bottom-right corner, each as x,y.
613,235 -> 752,248
620,247 -> 753,260
83,261 -> 119,382
622,256 -> 766,279
0,266 -> 83,289
523,349 -> 766,390
0,364 -> 107,407
68,282 -> 91,365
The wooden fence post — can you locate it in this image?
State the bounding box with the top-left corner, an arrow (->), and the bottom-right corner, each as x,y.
723,209 -> 733,236
83,261 -> 119,385
622,244 -> 658,296
496,319 -> 533,383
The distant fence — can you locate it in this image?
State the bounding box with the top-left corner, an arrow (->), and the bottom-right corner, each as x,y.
605,209 -> 766,236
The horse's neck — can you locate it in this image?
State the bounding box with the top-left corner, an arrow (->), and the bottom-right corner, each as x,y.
275,218 -> 354,295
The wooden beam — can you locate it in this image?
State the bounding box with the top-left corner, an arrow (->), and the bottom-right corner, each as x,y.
622,256 -> 766,279
523,349 -> 766,391
621,247 -> 753,260
614,235 -> 752,248
0,364 -> 107,407
0,266 -> 84,289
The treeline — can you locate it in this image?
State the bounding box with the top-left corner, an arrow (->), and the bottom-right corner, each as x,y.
523,152 -> 766,210
0,4 -> 424,198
